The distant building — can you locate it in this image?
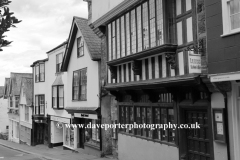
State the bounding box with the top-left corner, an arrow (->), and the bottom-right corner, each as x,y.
19,77 -> 33,145
5,73 -> 32,143
0,85 -> 8,133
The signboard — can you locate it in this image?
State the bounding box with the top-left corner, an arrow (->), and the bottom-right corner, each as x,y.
74,113 -> 98,120
213,108 -> 226,143
50,116 -> 70,124
210,72 -> 240,82
188,52 -> 201,73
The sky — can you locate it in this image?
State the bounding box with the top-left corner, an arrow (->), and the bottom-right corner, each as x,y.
0,0 -> 88,86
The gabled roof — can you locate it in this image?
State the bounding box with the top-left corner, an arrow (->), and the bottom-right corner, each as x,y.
9,73 -> 32,97
62,16 -> 101,71
20,77 -> 33,106
46,41 -> 68,54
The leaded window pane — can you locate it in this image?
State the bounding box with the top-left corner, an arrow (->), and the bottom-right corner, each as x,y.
156,0 -> 164,45
126,13 -> 131,55
121,16 -> 126,57
131,10 -> 137,54
149,0 -> 156,48
230,0 -> 240,30
143,2 -> 149,50
137,6 -> 142,52
108,24 -> 112,61
116,19 -> 121,58
112,21 -> 116,59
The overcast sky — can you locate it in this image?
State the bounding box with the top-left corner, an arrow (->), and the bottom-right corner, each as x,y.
0,0 -> 88,86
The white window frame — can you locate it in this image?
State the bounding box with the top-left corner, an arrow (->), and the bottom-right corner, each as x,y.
222,0 -> 240,36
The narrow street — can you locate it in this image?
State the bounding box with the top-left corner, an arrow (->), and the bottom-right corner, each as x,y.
0,145 -> 43,160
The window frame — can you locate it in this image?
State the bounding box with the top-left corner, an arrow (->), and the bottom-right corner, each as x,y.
72,68 -> 87,101
35,95 -> 45,115
52,85 -> 64,109
15,96 -> 20,108
56,53 -> 63,73
221,0 -> 240,36
77,37 -> 84,58
118,100 -> 176,145
35,63 -> 45,82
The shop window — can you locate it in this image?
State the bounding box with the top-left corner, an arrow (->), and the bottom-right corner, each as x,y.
52,85 -> 64,109
85,119 -> 100,148
72,68 -> 87,101
119,105 -> 175,144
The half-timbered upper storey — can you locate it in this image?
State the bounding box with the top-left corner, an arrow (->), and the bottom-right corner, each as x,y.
91,0 -> 202,89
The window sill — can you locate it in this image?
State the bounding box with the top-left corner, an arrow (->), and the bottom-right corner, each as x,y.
119,132 -> 177,147
221,30 -> 240,37
52,108 -> 65,110
72,100 -> 87,102
77,55 -> 84,58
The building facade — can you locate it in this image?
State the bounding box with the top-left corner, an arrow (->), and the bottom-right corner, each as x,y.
19,77 -> 33,145
31,58 -> 49,146
0,86 -> 8,134
45,41 -> 71,148
206,0 -> 240,160
5,73 -> 32,143
61,16 -> 102,156
88,0 -> 231,159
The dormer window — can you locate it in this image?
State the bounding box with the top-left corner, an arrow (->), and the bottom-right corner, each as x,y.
77,37 -> 84,57
35,63 -> 45,82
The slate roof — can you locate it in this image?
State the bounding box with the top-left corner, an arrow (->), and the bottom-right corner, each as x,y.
20,77 -> 33,106
75,17 -> 101,60
9,73 -> 32,96
62,16 -> 101,71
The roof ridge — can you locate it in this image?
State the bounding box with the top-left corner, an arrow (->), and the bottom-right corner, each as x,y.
73,16 -> 88,21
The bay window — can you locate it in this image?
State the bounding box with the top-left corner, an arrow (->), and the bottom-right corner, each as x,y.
72,68 -> 87,101
108,0 -> 165,61
15,96 -> 19,108
52,85 -> 64,109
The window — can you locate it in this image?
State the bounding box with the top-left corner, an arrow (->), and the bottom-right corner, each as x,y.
85,119 -> 100,148
25,106 -> 29,122
222,0 -> 240,35
77,37 -> 84,57
15,96 -> 19,108
56,53 -> 63,73
10,97 -> 13,107
72,68 -> 87,101
35,63 -> 45,82
35,95 -> 45,115
119,99 -> 175,144
107,0 -> 165,60
52,85 -> 64,109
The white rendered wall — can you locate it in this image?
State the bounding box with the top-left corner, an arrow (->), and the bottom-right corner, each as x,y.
66,29 -> 99,109
92,0 -> 124,23
0,97 -> 8,133
118,134 -> 179,160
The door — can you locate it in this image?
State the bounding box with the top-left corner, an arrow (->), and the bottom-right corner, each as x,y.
79,118 -> 85,148
186,111 -> 211,160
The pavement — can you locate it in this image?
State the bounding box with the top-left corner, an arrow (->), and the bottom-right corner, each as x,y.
0,139 -> 117,160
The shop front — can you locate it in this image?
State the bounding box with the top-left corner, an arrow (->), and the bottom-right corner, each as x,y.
65,107 -> 101,156
32,116 -> 48,146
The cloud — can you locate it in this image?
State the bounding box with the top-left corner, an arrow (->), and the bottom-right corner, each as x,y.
0,0 -> 88,85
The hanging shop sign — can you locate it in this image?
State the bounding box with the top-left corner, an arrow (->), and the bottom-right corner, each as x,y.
188,52 -> 201,74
